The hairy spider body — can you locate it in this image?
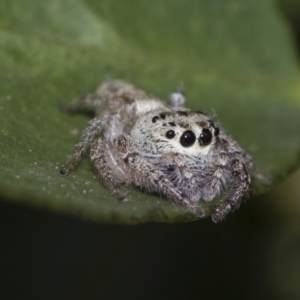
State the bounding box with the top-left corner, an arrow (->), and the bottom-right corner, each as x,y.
60,80 -> 253,222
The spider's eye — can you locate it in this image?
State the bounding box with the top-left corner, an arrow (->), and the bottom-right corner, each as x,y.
152,116 -> 160,123
199,128 -> 212,146
180,130 -> 196,147
166,130 -> 175,139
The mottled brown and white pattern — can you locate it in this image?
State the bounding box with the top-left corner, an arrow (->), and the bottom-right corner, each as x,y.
59,80 -> 253,222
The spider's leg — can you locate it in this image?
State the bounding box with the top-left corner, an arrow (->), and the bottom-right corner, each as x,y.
202,150 -> 228,202
116,135 -> 205,217
212,157 -> 251,223
90,136 -> 125,200
59,115 -> 108,175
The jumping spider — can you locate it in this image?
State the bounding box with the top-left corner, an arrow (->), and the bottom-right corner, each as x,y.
59,80 -> 253,222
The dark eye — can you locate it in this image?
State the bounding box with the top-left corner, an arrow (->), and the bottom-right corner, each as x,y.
199,128 -> 212,146
159,113 -> 166,120
166,130 -> 175,139
180,130 -> 196,147
152,116 -> 160,123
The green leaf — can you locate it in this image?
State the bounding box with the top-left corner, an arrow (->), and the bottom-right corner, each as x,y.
1,0 -> 300,223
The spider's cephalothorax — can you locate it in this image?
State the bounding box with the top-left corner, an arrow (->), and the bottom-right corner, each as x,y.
59,80 -> 253,222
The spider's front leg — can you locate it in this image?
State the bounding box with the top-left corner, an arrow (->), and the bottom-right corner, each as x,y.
90,136 -> 125,200
159,152 -> 198,201
59,115 -> 108,175
211,157 -> 251,223
115,135 -> 205,217
202,150 -> 228,202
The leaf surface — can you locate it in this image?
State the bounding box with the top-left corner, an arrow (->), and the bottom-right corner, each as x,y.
0,0 -> 300,223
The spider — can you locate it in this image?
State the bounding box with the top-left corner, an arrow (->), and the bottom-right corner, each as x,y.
59,80 -> 253,222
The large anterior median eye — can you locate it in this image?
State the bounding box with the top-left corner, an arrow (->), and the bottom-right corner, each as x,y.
180,130 -> 196,147
199,128 -> 212,146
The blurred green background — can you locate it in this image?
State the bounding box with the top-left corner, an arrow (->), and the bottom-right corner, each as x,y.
1,0 -> 300,299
